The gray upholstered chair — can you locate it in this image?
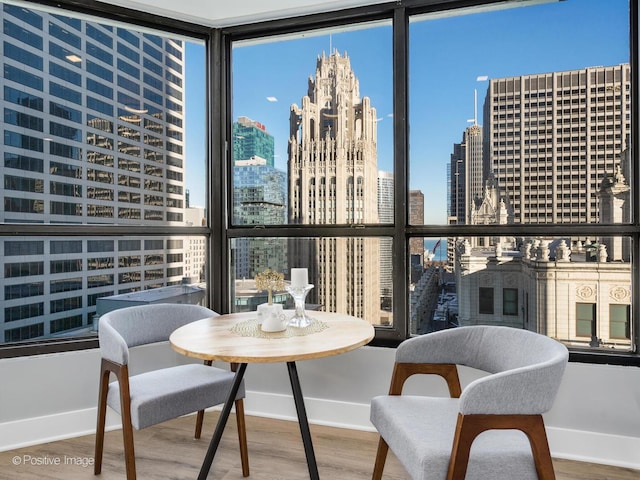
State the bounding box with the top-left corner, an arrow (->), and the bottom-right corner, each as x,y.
370,325 -> 568,480
94,303 -> 249,480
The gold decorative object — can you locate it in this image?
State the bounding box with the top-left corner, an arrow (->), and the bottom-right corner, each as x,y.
254,268 -> 285,305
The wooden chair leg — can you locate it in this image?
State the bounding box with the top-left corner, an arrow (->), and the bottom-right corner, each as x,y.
235,398 -> 250,477
195,360 -> 214,439
446,414 -> 476,480
194,409 -> 205,439
447,414 -> 556,480
115,365 -> 137,480
526,416 -> 556,480
94,360 -> 111,475
372,436 -> 389,480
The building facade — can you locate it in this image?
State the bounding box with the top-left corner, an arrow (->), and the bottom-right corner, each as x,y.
482,64 -> 631,224
455,239 -> 631,350
1,5 -> 188,341
449,123 -> 483,226
378,170 -> 393,312
233,116 -> 275,167
409,189 -> 425,260
232,156 -> 288,280
183,206 -> 206,283
454,151 -> 632,350
288,50 -> 381,322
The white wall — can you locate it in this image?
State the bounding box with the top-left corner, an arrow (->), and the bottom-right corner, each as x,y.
1,344 -> 639,469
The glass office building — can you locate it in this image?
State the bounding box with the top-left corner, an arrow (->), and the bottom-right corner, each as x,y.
0,4 -> 191,342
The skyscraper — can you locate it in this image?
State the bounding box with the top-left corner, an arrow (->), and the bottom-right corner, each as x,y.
482,64 -> 631,224
449,123 -> 483,225
232,116 -> 287,280
409,190 -> 425,259
232,156 -> 287,279
378,171 -> 393,308
233,116 -> 275,167
288,50 -> 380,321
448,143 -> 466,224
1,5 -> 187,341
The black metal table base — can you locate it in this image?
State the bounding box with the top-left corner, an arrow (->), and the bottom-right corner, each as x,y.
197,361 -> 319,480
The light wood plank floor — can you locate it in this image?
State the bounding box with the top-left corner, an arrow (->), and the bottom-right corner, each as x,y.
1,413 -> 637,479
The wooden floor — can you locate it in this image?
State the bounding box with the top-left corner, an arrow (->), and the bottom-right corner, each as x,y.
1,413 -> 637,480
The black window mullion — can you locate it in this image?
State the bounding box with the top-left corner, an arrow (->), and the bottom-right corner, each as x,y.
389,5 -> 409,342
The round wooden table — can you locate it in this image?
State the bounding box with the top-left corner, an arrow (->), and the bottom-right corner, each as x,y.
170,311 -> 375,480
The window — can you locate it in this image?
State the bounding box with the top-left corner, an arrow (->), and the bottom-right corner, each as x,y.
610,304 -> 630,340
222,0 -> 638,363
503,288 -> 518,316
1,0 -> 637,365
576,303 -> 596,338
0,1 -> 207,356
479,287 -> 494,315
230,21 -> 392,325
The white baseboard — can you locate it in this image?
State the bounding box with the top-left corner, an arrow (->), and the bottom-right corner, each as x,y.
244,391 -> 640,470
0,407 -> 121,452
2,390 -> 639,471
546,425 -> 640,471
243,390 -> 374,432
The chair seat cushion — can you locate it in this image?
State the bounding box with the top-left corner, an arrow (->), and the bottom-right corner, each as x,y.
107,363 -> 244,430
370,395 -> 539,480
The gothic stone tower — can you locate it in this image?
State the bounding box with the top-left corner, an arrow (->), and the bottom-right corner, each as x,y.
288,50 -> 380,322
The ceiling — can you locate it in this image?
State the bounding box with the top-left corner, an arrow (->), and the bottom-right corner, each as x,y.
99,0 -> 391,28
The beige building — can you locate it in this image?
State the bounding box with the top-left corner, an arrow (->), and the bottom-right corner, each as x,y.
288,50 -> 380,322
455,240 -> 631,350
483,64 -> 631,224
455,153 -> 631,350
183,206 -> 206,283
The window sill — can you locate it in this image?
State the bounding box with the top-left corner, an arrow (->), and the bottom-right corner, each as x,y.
0,336 -> 99,359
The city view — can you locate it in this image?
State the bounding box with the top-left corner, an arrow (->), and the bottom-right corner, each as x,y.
0,0 -> 633,352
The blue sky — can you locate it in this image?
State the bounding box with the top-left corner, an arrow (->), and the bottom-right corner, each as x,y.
185,0 -> 629,222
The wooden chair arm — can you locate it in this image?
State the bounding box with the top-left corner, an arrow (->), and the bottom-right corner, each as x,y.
389,362 -> 462,398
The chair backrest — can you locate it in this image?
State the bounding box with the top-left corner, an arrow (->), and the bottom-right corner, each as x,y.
98,303 -> 218,365
396,325 -> 569,415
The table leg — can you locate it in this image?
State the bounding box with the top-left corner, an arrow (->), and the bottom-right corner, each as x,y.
198,362 -> 248,480
286,361 -> 320,480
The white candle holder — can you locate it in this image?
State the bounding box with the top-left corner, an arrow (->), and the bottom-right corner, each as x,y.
286,284 -> 314,328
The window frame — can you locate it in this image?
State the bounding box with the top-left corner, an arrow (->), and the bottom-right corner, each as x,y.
218,0 -> 640,365
1,0 -> 639,367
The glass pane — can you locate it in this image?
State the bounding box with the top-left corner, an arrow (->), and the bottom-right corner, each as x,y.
1,3 -> 206,226
609,304 -> 630,340
230,236 -> 392,325
409,0 -> 630,225
408,237 -> 448,335
0,4 -> 208,347
576,303 -> 595,337
1,235 -> 207,344
413,235 -> 632,352
232,22 -> 393,226
503,288 -> 518,316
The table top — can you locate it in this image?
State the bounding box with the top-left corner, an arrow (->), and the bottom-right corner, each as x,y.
169,310 -> 375,364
